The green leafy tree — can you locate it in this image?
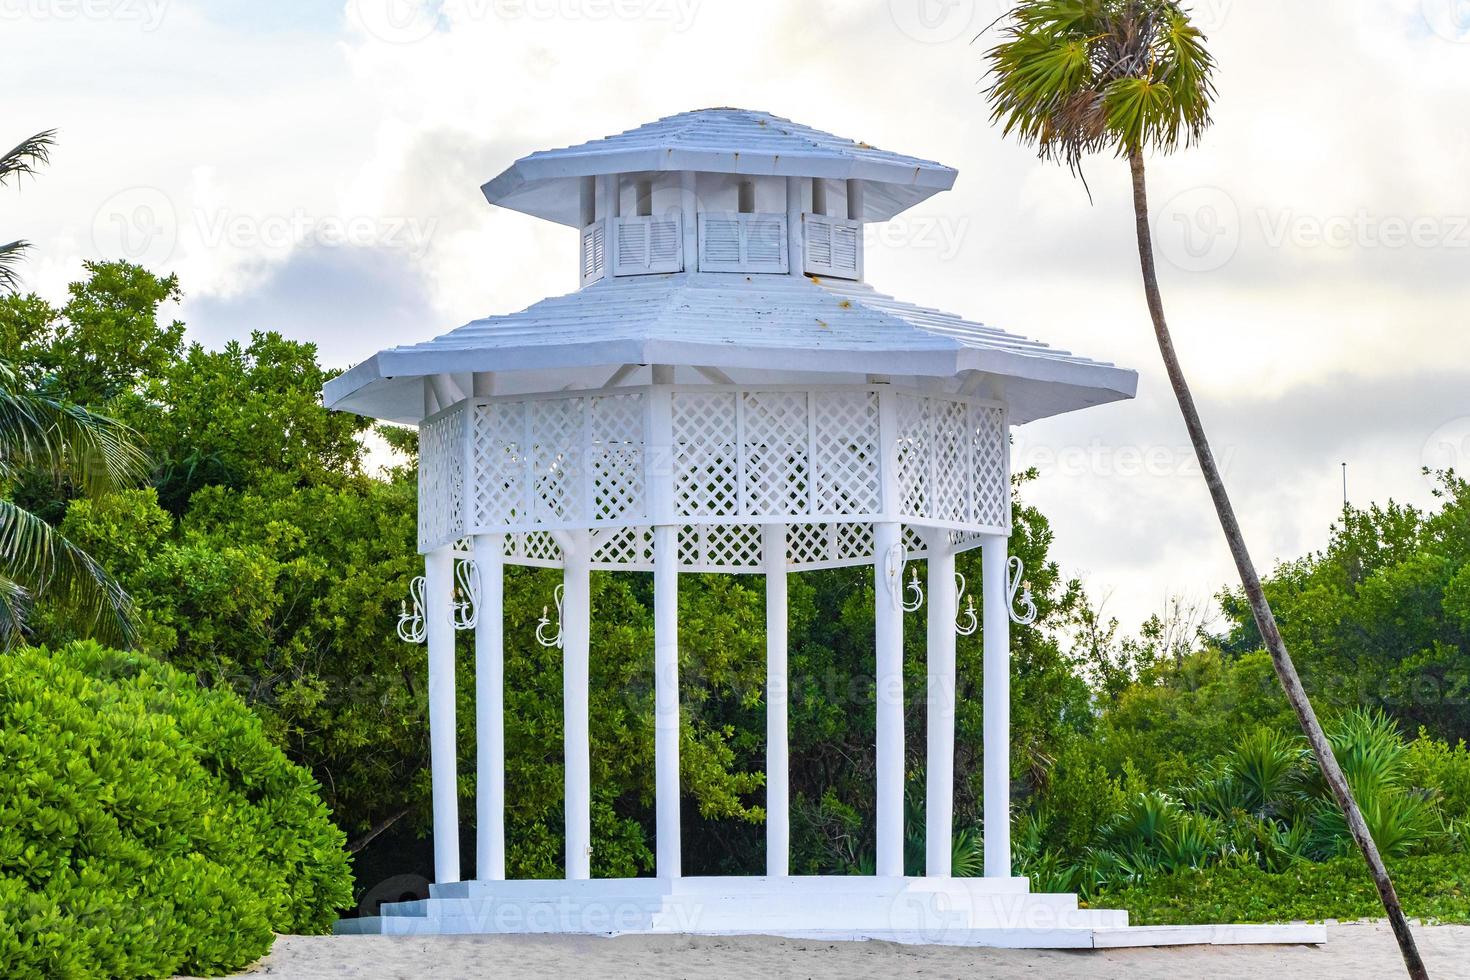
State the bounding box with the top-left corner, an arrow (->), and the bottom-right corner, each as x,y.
984,4 -> 1425,972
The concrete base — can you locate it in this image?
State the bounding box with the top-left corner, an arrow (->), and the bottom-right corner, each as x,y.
335,876 -> 1326,948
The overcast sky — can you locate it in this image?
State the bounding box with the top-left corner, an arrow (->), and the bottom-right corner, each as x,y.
6,0 -> 1469,632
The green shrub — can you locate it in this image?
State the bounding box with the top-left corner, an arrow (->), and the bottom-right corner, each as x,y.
1095,854 -> 1470,925
0,642 -> 353,978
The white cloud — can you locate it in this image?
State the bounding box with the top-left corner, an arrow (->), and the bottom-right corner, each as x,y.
5,0 -> 1467,631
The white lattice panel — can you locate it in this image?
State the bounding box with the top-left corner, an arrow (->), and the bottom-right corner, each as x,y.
972,404 -> 1009,529
424,385 -> 1007,552
672,391 -> 740,517
742,390 -> 809,515
418,405 -> 466,552
812,390 -> 882,516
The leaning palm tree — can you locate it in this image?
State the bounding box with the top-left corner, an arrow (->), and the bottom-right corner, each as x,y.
1,130 -> 55,292
0,129 -> 145,647
984,3 -> 1427,977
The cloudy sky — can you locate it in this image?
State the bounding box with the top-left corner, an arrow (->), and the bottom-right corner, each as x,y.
7,0 -> 1469,632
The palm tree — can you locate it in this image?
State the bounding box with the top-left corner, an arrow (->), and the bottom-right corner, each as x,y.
0,130 -> 145,647
983,3 -> 1428,977
1,131 -> 55,291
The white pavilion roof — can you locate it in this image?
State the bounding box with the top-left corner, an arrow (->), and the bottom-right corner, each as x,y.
482,108 -> 958,227
324,272 -> 1137,426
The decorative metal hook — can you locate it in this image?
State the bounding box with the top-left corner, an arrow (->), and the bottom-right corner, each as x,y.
884,543 -> 923,612
453,558 -> 481,631
903,564 -> 924,613
535,583 -> 566,649
954,572 -> 978,636
396,575 -> 427,644
1006,556 -> 1038,626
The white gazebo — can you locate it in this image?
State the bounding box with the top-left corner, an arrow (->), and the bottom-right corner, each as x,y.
327,108 -> 1321,947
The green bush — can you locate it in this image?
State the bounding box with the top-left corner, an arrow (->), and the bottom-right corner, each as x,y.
0,642 -> 353,978
1095,854 -> 1470,925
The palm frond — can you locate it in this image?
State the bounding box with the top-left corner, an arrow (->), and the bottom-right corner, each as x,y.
0,240 -> 29,294
0,360 -> 149,494
0,130 -> 55,187
0,499 -> 135,648
0,573 -> 32,650
984,0 -> 1217,178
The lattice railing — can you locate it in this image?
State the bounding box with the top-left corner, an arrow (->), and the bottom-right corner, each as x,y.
418,403 -> 466,553
420,385 -> 1008,554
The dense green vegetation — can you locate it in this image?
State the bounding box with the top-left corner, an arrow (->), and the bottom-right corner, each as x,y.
3,260 -> 1467,936
0,642 -> 352,978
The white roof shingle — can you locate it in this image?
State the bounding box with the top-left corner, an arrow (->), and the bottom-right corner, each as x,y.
324,272 -> 1137,425
482,108 -> 958,226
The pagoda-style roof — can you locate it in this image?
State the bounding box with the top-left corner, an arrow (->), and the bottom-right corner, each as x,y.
482,108 -> 958,227
324,272 -> 1136,426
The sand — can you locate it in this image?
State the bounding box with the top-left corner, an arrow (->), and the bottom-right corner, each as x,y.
185,922 -> 1470,979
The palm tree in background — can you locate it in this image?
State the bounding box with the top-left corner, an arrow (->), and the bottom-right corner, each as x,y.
1,131 -> 55,290
0,130 -> 144,647
983,3 -> 1427,977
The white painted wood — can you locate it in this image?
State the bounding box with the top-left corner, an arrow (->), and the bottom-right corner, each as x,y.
654,524 -> 681,878
803,213 -> 863,280
579,220 -> 606,285
762,523 -> 789,877
680,171 -> 699,273
981,534 -> 1011,879
480,109 -> 957,228
425,545 -> 461,883
925,538 -> 957,877
326,273 -> 1137,427
561,535 -> 593,879
611,214 -> 682,276
786,177 -> 804,278
697,212 -> 789,274
471,372 -> 495,398
873,521 -> 904,878
473,533 -> 506,881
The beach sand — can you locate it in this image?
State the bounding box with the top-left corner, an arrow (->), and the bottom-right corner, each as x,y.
187,922 -> 1470,979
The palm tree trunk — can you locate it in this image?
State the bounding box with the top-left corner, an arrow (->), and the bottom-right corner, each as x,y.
1126,148 -> 1428,980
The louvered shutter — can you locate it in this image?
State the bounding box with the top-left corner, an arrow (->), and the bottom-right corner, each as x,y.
612,215 -> 683,276
802,214 -> 863,280
698,213 -> 789,273
580,220 -> 606,285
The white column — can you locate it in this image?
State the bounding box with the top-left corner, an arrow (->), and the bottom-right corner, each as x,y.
562,542 -> 593,880
653,524 -> 682,878
762,524 -> 789,877
981,535 -> 1012,878
425,545 -> 461,883
786,176 -> 804,278
925,539 -> 957,878
473,533 -> 506,881
873,521 -> 905,877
